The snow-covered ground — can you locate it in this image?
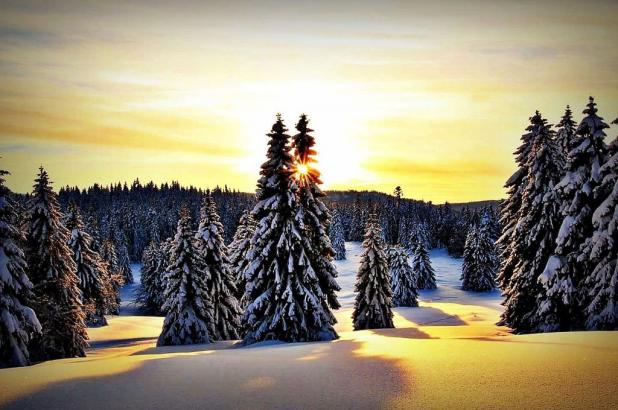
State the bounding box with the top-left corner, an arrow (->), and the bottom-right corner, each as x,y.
1,243 -> 617,409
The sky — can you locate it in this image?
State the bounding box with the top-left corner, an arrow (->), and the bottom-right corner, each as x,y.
0,0 -> 616,203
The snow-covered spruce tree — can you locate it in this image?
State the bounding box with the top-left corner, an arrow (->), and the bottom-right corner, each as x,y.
353,215 -> 394,330
479,207 -> 501,242
26,167 -> 88,360
228,210 -> 256,302
195,194 -> 241,340
156,237 -> 173,297
537,97 -> 609,332
387,246 -> 419,307
446,219 -> 468,257
243,115 -> 338,344
293,114 -> 341,319
113,229 -> 133,285
329,209 -> 346,260
0,168 -> 41,368
411,241 -> 436,290
498,113 -> 564,332
65,204 -> 108,326
461,226 -> 497,292
497,112 -> 543,291
407,222 -> 431,250
555,105 -> 578,166
349,204 -> 366,242
99,238 -> 122,315
582,117 -> 617,330
157,208 -> 214,346
136,241 -> 164,315
85,215 -> 102,253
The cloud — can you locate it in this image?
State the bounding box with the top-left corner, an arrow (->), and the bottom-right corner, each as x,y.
0,26 -> 62,46
365,158 -> 510,179
477,46 -> 560,60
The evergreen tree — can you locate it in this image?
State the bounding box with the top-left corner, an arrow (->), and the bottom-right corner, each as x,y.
407,222 -> 431,250
411,242 -> 436,290
156,237 -> 174,296
479,207 -> 501,241
136,241 -> 164,315
195,194 -> 241,340
538,97 -> 609,331
228,210 -> 256,302
329,209 -> 346,260
388,246 -> 419,307
65,204 -> 108,326
26,167 -> 88,359
555,105 -> 578,165
243,115 -> 338,344
498,112 -> 564,332
461,226 -> 498,292
157,208 -> 214,346
85,215 -> 102,253
446,219 -> 468,257
349,202 -> 366,241
392,186 -> 403,243
293,114 -> 341,320
353,215 -> 394,330
114,229 -> 133,284
497,112 -> 542,290
99,238 -> 122,315
583,117 -> 617,330
0,168 -> 42,368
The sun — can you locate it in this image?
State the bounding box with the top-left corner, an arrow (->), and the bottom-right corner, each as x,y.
296,163 -> 309,176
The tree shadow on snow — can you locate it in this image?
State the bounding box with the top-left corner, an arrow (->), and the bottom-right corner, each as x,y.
133,340 -> 239,355
88,337 -> 158,350
5,339 -> 413,410
370,327 -> 435,340
395,306 -> 467,326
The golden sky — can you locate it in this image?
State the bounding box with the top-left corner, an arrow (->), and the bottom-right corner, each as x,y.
0,0 -> 617,203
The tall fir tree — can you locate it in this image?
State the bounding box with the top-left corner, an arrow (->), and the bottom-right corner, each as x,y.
392,186 -> 403,243
538,97 -> 609,331
411,242 -> 436,290
461,226 -> 498,292
0,168 -> 42,368
157,208 -> 214,346
228,210 -> 256,303
195,194 -> 241,340
555,105 -> 578,166
85,215 -> 102,253
243,115 -> 338,344
349,201 -> 366,241
99,238 -> 122,315
26,167 -> 88,360
136,241 -> 164,315
582,117 -> 617,330
113,228 -> 133,285
497,112 -> 544,290
353,215 -> 394,330
65,204 -> 108,326
388,246 -> 419,307
407,222 -> 431,250
498,112 -> 564,332
293,114 -> 341,322
329,209 -> 346,260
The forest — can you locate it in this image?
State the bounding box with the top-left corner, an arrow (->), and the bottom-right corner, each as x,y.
1,97 -> 616,370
